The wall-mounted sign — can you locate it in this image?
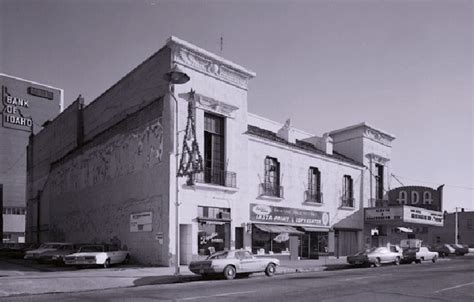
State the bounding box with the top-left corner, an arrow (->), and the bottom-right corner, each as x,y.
250,203 -> 330,227
2,86 -> 33,132
27,86 -> 54,100
403,206 -> 443,226
387,186 -> 443,212
365,207 -> 403,222
130,211 -> 152,232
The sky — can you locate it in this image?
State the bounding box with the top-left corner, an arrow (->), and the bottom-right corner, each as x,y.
1,0 -> 472,212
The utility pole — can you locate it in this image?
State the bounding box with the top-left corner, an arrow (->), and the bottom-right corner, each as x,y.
455,207 -> 459,244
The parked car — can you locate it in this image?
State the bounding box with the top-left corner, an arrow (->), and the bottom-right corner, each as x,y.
347,246 -> 402,267
64,244 -> 130,268
401,248 -> 418,264
37,244 -> 82,265
24,242 -> 75,260
188,249 -> 280,280
415,246 -> 439,263
451,244 -> 469,256
431,244 -> 456,257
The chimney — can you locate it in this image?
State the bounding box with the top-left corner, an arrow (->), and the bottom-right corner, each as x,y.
302,133 -> 334,155
277,119 -> 296,143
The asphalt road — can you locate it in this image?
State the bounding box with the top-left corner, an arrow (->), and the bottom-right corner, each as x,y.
3,256 -> 473,302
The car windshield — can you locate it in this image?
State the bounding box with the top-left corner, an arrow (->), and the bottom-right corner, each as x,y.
78,245 -> 104,253
207,251 -> 228,260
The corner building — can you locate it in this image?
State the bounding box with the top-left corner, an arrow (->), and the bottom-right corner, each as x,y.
26,37 -> 395,265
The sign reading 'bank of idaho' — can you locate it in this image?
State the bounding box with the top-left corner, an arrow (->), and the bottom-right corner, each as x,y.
1,86 -> 33,132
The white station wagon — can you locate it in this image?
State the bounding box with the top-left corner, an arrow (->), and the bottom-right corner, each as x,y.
64,244 -> 130,268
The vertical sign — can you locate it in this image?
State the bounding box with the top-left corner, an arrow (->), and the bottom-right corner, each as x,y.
0,184 -> 3,241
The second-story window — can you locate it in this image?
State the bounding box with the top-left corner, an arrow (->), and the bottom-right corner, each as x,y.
263,156 -> 280,197
375,164 -> 384,200
204,113 -> 225,185
342,175 -> 354,207
307,167 -> 322,203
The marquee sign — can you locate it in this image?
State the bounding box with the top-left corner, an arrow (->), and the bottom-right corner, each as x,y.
250,203 -> 330,227
387,186 -> 443,212
365,206 -> 444,226
1,86 -> 33,132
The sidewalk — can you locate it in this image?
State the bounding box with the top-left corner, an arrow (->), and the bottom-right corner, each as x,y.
0,256 -> 348,297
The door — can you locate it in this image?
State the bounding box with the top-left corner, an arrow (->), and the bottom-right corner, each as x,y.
235,227 -> 244,250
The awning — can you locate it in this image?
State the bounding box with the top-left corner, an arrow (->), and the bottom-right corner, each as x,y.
397,227 -> 413,233
254,224 -> 304,234
301,226 -> 330,233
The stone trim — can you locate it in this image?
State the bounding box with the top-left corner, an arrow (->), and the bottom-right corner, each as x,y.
167,36 -> 255,90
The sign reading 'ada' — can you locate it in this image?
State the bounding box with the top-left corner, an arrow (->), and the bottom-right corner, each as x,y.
387,185 -> 443,212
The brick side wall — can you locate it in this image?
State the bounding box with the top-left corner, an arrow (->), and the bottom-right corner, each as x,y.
83,47 -> 171,141
41,99 -> 170,265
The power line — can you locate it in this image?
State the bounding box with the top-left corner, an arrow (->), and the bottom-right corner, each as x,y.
392,174 -> 474,190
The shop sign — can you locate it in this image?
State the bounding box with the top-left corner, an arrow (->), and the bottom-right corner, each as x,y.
387,186 -> 443,212
249,203 -> 330,226
403,206 -> 443,226
2,86 -> 34,132
130,211 -> 152,232
365,207 -> 403,222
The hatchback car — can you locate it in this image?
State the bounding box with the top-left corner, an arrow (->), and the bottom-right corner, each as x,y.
189,250 -> 280,280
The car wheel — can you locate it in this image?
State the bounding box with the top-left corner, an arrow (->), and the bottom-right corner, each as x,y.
432,255 -> 438,263
394,257 -> 400,266
374,258 -> 381,267
223,265 -> 236,280
103,259 -> 111,269
122,255 -> 130,265
265,263 -> 276,277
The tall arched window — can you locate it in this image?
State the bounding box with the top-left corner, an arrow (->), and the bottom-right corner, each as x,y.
308,167 -> 322,203
263,156 -> 280,197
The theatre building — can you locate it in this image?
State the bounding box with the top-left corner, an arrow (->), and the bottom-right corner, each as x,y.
26,37 -> 395,265
1,74 -> 63,243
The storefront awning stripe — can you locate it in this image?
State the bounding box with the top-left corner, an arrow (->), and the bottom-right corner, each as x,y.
301,226 -> 330,233
254,224 -> 304,234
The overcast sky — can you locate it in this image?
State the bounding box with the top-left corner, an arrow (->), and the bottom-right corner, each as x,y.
1,0 -> 472,212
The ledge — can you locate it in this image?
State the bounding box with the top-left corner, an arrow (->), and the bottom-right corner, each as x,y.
257,195 -> 284,202
303,201 -> 324,207
338,206 -> 355,211
186,182 -> 239,193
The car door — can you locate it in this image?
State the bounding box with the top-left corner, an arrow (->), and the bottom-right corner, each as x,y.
238,251 -> 259,272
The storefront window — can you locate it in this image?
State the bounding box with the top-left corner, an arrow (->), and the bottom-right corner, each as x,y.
197,206 -> 231,256
251,224 -> 290,254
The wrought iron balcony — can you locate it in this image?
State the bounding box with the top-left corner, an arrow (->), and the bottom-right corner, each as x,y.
259,182 -> 284,198
194,167 -> 237,188
305,190 -> 323,203
340,197 -> 355,208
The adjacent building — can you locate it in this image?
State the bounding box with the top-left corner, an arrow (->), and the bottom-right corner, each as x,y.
1,74 -> 63,243
26,37 -> 399,265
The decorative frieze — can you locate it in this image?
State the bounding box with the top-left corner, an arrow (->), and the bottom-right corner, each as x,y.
364,128 -> 394,146
168,36 -> 255,90
178,91 -> 239,117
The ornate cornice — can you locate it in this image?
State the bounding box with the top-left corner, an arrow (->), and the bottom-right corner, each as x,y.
364,127 -> 394,146
366,153 -> 390,164
178,91 -> 239,117
167,36 -> 256,90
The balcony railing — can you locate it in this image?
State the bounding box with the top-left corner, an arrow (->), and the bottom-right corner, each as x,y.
341,197 -> 355,208
194,167 -> 237,188
259,182 -> 284,198
305,190 -> 323,203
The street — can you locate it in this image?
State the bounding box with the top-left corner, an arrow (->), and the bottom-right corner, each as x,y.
2,256 -> 473,302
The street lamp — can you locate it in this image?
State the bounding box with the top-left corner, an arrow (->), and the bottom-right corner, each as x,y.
164,64 -> 190,275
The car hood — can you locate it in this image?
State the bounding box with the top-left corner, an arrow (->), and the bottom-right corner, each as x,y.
25,248 -> 57,254
67,252 -> 103,257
